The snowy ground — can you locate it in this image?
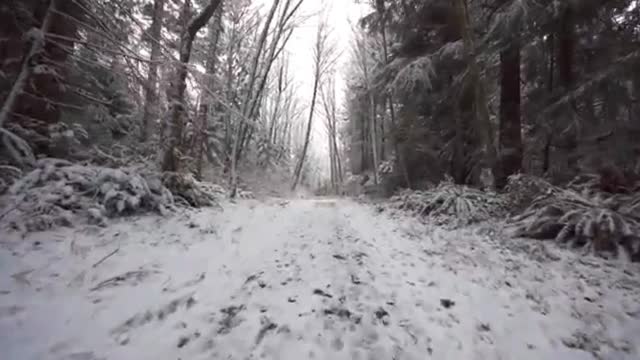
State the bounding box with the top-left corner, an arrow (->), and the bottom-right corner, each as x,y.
1,198 -> 640,360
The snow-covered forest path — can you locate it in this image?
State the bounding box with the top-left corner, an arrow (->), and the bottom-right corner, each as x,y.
2,198 -> 640,360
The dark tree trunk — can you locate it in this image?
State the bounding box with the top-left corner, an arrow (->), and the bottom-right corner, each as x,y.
547,33 -> 554,92
557,6 -> 578,173
1,0 -> 80,155
140,0 -> 165,142
195,2 -> 224,179
453,104 -> 466,184
557,8 -> 574,88
497,37 -> 522,188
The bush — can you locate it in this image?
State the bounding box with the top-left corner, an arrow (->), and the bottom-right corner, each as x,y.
511,189 -> 640,261
390,181 -> 506,226
504,173 -> 558,214
1,159 -> 224,232
162,172 -> 225,207
0,165 -> 22,195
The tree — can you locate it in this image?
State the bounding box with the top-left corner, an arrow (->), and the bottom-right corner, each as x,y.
195,1 -> 225,179
139,0 -> 166,142
497,31 -> 522,188
1,0 -> 82,162
320,73 -> 343,193
228,0 -> 305,197
291,17 -> 337,191
353,26 -> 380,185
162,0 -> 223,172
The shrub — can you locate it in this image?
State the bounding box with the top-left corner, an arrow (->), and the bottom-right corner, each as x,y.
390,181 -> 506,226
1,159 -> 224,232
511,189 -> 640,261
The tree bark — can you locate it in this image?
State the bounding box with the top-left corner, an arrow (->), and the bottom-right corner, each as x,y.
357,34 -> 378,184
557,6 -> 578,173
140,0 -> 165,142
162,0 -> 222,172
291,61 -> 320,190
195,1 -> 224,179
453,102 -> 466,184
1,0 -> 80,156
0,0 -> 55,129
497,36 -> 522,188
452,0 -> 496,182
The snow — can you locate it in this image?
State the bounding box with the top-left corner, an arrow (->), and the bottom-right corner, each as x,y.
1,198 -> 640,360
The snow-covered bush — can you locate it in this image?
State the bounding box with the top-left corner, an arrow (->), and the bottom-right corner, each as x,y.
504,173 -> 558,214
511,189 -> 640,261
161,172 -> 224,207
0,165 -> 22,195
1,159 -> 224,232
378,159 -> 394,175
390,181 -> 506,226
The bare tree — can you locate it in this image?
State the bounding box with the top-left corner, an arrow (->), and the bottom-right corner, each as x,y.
291,17 -> 337,191
229,0 -> 305,196
229,0 -> 282,195
320,73 -> 343,193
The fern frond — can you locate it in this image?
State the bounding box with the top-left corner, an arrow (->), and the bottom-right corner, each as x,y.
512,188 -> 640,261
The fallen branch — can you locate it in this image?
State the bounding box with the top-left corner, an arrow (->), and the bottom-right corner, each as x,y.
92,247 -> 120,268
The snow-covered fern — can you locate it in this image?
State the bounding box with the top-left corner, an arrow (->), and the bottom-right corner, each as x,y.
1,159 -> 224,232
505,173 -> 558,213
378,159 -> 394,176
511,188 -> 640,261
388,55 -> 436,96
161,172 -> 224,207
0,165 -> 21,195
390,182 -> 506,227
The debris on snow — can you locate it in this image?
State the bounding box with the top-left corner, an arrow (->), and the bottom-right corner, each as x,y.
439,298 -> 455,309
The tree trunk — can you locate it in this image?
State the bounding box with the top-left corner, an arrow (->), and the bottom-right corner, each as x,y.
377,2 -> 409,188
453,103 -> 466,184
328,132 -> 336,191
162,0 -> 223,172
358,34 -> 378,184
452,0 -> 496,180
0,0 -> 55,129
140,0 -> 165,142
1,0 -> 80,156
291,64 -> 320,190
370,97 -> 379,184
195,1 -> 224,179
557,6 -> 578,173
558,8 -> 574,89
497,36 -> 522,188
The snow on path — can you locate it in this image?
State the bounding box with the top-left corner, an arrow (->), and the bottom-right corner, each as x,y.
1,198 -> 640,360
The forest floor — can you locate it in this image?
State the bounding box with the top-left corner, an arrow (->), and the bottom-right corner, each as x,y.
1,198 -> 640,360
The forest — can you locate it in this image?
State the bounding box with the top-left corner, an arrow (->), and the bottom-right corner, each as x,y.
1,0 -> 640,358
2,0 -> 639,258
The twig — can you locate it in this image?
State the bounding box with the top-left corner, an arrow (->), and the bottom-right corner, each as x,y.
92,247 -> 119,268
0,203 -> 20,222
